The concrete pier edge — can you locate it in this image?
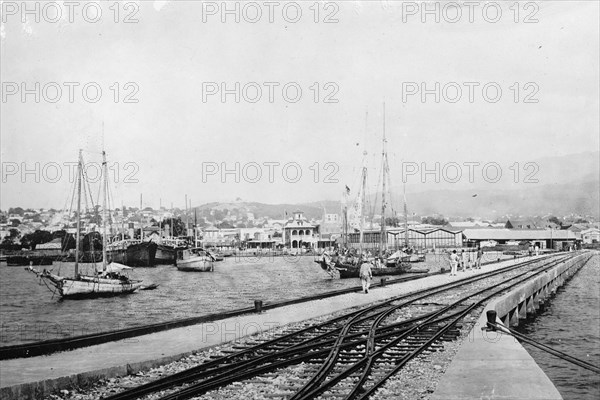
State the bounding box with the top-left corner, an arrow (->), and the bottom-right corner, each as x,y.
432,251 -> 594,400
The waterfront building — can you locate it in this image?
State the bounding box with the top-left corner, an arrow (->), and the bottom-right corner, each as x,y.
581,227 -> 600,244
283,211 -> 317,250
347,227 -> 463,250
320,213 -> 342,235
462,228 -> 578,250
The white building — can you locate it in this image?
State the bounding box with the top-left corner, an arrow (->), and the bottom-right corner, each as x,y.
581,228 -> 600,244
283,211 -> 317,249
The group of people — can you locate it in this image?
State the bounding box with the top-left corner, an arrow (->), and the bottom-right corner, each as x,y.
448,247 -> 483,276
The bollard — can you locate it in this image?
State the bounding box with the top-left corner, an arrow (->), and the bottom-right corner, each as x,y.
486,310 -> 497,330
381,278 -> 387,286
254,300 -> 263,313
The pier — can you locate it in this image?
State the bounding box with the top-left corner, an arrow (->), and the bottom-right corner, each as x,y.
1,252 -> 595,400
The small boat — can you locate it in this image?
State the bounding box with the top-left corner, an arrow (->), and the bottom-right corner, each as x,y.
30,262 -> 143,298
385,250 -> 412,267
176,248 -> 215,272
315,254 -> 428,279
208,251 -> 224,262
140,283 -> 159,290
322,260 -> 415,279
27,150 -> 144,299
7,254 -> 59,266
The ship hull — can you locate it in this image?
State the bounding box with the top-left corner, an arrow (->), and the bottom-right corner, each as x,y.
108,242 -> 157,267
315,260 -> 415,279
176,257 -> 214,272
155,245 -> 179,265
40,272 -> 143,299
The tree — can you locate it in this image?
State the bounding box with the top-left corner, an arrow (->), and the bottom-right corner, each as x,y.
160,217 -> 186,237
385,217 -> 400,227
20,230 -> 53,250
8,207 -> 24,216
548,216 -> 563,227
422,216 -> 448,226
52,230 -> 76,250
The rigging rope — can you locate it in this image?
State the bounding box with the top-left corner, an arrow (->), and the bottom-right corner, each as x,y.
488,321 -> 600,374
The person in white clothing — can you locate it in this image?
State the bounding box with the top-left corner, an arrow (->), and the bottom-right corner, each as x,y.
359,258 -> 373,294
461,249 -> 469,271
450,250 -> 459,276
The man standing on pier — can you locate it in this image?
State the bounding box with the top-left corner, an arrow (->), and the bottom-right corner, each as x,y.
476,246 -> 483,269
359,257 -> 373,294
450,250 -> 459,276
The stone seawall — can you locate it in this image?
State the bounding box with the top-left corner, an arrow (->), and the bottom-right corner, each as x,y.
432,251 -> 594,400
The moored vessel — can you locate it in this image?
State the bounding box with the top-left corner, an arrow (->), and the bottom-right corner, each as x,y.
175,248 -> 215,272
26,150 -> 144,299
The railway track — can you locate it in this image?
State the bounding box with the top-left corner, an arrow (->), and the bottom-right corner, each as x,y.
99,253 -> 581,400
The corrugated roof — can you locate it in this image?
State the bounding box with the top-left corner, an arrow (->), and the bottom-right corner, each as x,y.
463,229 -> 577,240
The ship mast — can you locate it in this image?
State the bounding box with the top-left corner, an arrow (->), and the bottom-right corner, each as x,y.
74,149 -> 83,277
403,183 -> 409,249
359,109 -> 369,254
379,103 -> 387,256
102,150 -> 108,271
359,166 -> 367,254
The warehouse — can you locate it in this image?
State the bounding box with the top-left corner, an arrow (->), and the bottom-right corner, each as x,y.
347,227 -> 463,250
462,229 -> 579,250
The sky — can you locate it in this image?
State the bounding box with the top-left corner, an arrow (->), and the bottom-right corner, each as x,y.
1,0 -> 598,210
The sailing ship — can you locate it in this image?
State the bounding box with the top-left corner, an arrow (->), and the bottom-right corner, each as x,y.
107,239 -> 158,267
175,247 -> 215,272
317,105 -> 428,279
27,150 -> 143,298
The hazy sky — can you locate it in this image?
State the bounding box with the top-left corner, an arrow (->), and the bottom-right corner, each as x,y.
1,1 -> 598,210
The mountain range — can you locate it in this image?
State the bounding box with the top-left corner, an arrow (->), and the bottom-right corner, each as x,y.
194,151 -> 599,220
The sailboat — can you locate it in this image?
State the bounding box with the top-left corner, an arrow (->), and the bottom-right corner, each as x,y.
27,150 -> 143,298
317,105 -> 427,278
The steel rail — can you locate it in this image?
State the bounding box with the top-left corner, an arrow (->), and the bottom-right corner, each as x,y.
298,253 -> 589,400
119,255 -> 573,400
103,256 -> 551,400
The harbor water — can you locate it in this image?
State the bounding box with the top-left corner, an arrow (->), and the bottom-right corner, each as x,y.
1,254 -> 431,347
515,254 -> 600,400
0,250 -> 510,347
